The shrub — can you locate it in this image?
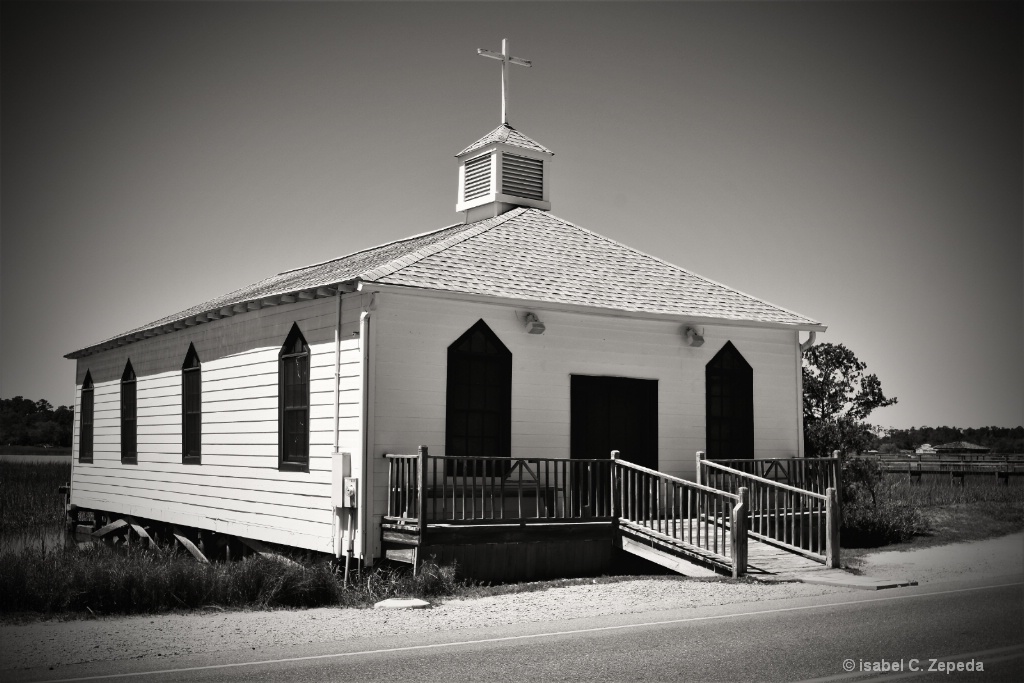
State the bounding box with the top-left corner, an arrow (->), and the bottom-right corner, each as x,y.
840,456 -> 923,547
840,496 -> 923,547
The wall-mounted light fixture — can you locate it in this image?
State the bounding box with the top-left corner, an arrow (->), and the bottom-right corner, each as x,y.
684,325 -> 704,347
524,312 -> 546,335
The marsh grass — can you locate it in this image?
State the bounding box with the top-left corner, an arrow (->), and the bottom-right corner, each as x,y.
0,542 -> 464,616
882,473 -> 1024,508
842,474 -> 1024,557
0,460 -> 70,531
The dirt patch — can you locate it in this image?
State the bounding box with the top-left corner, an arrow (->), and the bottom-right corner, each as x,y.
853,531 -> 1023,584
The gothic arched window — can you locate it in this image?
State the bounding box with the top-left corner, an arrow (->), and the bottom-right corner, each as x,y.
80,371 -> 94,464
182,344 -> 202,464
705,341 -> 754,460
121,360 -> 137,464
446,320 -> 512,475
279,324 -> 310,471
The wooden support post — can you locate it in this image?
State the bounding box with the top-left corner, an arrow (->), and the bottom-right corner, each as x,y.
825,487 -> 841,568
731,487 -> 748,578
610,451 -> 620,521
238,536 -> 300,567
172,527 -> 210,564
125,516 -> 154,549
92,518 -> 128,539
417,445 -> 428,569
696,451 -> 706,487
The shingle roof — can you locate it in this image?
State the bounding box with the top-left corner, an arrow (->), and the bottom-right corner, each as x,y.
457,124 -> 553,157
67,207 -> 823,358
374,209 -> 821,326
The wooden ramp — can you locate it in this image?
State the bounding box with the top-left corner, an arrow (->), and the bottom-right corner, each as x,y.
744,537 -> 825,576
620,517 -> 825,578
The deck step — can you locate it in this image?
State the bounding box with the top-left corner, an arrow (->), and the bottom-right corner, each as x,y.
385,547 -> 417,564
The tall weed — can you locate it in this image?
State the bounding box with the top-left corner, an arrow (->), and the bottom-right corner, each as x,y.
0,461 -> 70,530
0,542 -> 463,615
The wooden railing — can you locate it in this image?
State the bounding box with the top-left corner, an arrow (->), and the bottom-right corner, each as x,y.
700,454 -> 840,496
384,448 -> 750,578
699,458 -> 839,567
613,456 -> 747,577
869,455 -> 1024,485
385,448 -> 615,528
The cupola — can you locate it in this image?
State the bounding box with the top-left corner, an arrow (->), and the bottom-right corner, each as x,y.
456,124 -> 553,222
457,39 -> 553,223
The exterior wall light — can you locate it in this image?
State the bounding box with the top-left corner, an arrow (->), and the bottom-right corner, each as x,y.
524,313 -> 546,335
684,325 -> 704,347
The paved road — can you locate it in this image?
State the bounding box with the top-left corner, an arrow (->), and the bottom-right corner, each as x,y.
13,575 -> 1023,682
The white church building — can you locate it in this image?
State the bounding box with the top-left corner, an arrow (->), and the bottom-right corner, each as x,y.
66,43 -> 825,569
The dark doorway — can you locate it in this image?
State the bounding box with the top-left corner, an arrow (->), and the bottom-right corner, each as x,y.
446,320 -> 512,476
705,341 -> 754,459
570,375 -> 658,469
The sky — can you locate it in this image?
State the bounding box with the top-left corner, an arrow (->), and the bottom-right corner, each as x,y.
1,1 -> 1021,430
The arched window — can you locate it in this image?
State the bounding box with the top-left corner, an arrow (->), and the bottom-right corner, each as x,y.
279,324 -> 310,471
121,359 -> 137,464
182,344 -> 201,464
446,320 -> 512,475
706,341 -> 754,460
80,371 -> 94,464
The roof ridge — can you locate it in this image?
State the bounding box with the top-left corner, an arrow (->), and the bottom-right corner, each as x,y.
541,210 -> 821,326
275,221 -> 467,277
359,207 -> 529,282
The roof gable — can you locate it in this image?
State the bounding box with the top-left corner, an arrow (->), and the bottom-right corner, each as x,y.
375,209 -> 821,327
67,208 -> 822,358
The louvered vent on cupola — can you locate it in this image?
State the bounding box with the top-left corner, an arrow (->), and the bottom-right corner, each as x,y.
501,153 -> 543,201
463,154 -> 492,201
455,124 -> 552,222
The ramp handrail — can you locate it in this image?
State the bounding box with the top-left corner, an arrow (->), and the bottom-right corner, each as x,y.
699,457 -> 839,568
613,456 -> 747,578
704,456 -> 839,496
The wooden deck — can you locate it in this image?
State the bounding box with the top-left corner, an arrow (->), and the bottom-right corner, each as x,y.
383,452 -> 840,581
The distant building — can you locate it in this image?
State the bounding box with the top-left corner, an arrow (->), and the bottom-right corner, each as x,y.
915,444 -> 936,454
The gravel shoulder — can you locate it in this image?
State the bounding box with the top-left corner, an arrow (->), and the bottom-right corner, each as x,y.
2,532 -> 1021,674
0,579 -> 845,672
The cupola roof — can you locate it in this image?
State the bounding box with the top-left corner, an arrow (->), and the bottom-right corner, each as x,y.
457,124 -> 553,158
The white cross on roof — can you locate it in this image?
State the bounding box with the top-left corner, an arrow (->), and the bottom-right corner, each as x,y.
477,38 -> 531,125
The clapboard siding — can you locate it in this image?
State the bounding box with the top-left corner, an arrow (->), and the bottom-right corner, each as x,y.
368,291 -> 803,523
71,293 -> 366,554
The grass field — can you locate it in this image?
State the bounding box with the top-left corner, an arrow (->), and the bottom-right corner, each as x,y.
0,446 -> 71,455
0,460 -> 71,531
1,460 -> 1021,618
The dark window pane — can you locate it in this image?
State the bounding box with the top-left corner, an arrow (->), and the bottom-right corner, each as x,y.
183,363 -> 201,462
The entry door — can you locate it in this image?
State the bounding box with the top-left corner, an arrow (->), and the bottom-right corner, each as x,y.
570,375 -> 658,469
